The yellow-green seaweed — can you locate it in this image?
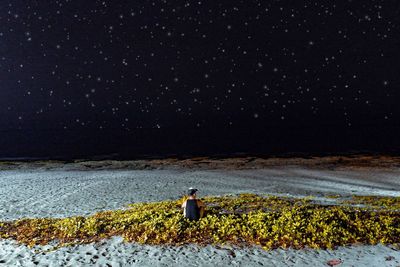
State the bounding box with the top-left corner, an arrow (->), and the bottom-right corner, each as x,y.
0,194 -> 399,250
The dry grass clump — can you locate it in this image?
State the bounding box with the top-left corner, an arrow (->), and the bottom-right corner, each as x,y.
0,194 -> 399,250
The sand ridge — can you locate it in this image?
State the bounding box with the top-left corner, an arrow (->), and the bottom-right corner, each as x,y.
1,155 -> 400,171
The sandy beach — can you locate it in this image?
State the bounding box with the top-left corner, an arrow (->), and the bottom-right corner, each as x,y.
0,157 -> 399,266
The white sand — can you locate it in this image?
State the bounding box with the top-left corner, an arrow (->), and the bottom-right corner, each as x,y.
1,167 -> 399,221
0,164 -> 399,266
0,237 -> 399,267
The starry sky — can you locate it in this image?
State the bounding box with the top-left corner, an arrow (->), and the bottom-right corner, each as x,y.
0,1 -> 399,157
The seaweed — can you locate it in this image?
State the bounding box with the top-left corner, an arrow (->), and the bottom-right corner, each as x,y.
0,194 -> 399,250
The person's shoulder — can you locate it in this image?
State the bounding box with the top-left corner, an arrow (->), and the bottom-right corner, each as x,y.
197,199 -> 205,206
181,199 -> 187,207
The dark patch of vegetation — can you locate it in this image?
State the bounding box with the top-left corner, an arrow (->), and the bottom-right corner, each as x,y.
0,194 -> 399,250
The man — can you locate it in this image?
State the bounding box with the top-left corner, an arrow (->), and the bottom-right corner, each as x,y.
181,188 -> 205,221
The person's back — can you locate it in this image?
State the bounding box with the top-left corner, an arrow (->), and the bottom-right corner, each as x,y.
182,188 -> 205,221
184,199 -> 201,221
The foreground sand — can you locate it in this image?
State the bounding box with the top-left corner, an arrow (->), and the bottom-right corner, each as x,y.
0,157 -> 399,266
1,237 -> 399,267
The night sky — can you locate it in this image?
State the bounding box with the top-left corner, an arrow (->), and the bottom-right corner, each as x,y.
0,1 -> 399,158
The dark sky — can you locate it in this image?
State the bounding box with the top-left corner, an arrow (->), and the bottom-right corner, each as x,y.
0,1 -> 399,157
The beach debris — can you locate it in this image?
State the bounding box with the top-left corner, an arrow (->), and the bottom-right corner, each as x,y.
327,259 -> 342,266
385,255 -> 395,261
227,249 -> 236,258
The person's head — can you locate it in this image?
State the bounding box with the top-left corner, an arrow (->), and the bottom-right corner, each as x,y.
187,188 -> 198,197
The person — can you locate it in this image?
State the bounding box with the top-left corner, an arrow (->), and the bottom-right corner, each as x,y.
181,188 -> 205,221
